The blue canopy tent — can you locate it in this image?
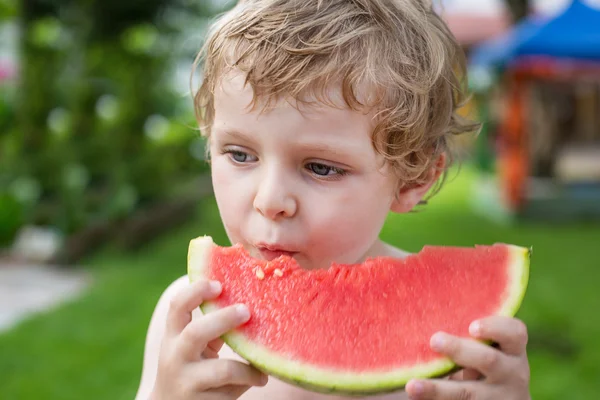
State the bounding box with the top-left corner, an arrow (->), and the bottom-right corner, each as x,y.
470,0 -> 600,70
469,17 -> 545,70
469,0 -> 600,221
515,0 -> 600,61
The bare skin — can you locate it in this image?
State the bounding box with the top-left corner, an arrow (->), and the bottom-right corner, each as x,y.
136,242 -> 530,400
136,75 -> 531,400
137,243 -> 413,400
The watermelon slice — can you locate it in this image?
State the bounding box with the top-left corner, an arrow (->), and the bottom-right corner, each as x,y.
187,236 -> 530,395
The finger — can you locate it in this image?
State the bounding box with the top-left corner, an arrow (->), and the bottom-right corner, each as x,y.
193,359 -> 268,390
203,338 -> 225,359
209,384 -> 252,397
469,316 -> 528,356
448,368 -> 482,381
448,369 -> 463,381
208,337 -> 225,353
406,378 -> 479,400
430,332 -> 510,381
202,347 -> 219,359
166,279 -> 222,335
462,368 -> 483,381
179,304 -> 251,360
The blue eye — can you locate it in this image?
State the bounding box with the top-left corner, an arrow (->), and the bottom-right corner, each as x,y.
307,162 -> 345,177
225,150 -> 257,163
231,151 -> 248,162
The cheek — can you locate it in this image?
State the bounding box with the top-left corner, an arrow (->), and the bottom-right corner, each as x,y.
212,157 -> 254,197
211,159 -> 252,233
305,179 -> 393,259
334,191 -> 391,234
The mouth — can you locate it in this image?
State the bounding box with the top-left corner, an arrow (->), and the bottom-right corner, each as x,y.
255,244 -> 298,261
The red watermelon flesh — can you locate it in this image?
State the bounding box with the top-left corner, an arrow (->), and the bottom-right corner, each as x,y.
187,236 -> 530,395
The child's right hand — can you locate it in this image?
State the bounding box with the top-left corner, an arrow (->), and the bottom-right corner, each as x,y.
150,279 -> 268,399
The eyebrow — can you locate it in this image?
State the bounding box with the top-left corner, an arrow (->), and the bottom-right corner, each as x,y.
295,141 -> 351,157
215,128 -> 255,142
214,128 -> 359,157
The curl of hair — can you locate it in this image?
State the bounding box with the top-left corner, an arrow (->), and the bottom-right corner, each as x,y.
193,0 -> 480,199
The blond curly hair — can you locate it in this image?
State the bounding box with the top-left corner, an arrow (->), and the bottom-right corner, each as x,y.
193,0 -> 479,193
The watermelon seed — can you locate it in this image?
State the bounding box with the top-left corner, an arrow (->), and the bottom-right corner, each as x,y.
255,267 -> 265,280
274,269 -> 283,277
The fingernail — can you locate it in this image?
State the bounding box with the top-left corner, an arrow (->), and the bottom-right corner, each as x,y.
409,380 -> 424,396
430,332 -> 446,350
209,280 -> 222,293
469,321 -> 481,337
236,304 -> 250,321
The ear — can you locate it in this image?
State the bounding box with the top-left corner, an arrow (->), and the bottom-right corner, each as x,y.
390,154 -> 445,214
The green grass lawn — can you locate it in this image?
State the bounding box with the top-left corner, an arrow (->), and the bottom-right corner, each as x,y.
1,167 -> 599,400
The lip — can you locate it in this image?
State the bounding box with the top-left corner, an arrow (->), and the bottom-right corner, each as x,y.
255,243 -> 298,261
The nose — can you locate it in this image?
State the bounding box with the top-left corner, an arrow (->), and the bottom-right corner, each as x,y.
253,167 -> 297,220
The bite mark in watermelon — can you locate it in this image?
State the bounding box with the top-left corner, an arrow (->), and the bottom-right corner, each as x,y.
187,236 -> 530,395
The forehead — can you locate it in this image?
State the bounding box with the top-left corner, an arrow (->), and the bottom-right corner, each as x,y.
213,71 -> 377,141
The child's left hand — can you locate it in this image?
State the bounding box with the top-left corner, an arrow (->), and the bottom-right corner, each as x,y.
406,316 -> 531,400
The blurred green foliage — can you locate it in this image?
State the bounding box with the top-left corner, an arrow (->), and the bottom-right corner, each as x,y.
0,0 -> 16,20
0,0 -> 233,243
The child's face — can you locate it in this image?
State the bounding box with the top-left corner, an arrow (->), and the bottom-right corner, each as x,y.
209,73 -> 400,270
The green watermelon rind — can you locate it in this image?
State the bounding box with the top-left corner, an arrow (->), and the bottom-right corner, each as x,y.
187,236 -> 530,395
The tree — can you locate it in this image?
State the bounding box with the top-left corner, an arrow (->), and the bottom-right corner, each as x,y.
8,0 -> 226,236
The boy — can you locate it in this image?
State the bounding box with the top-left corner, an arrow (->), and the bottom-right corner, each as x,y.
136,0 -> 531,399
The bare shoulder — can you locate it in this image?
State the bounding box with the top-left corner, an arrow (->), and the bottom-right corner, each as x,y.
135,275 -> 191,399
